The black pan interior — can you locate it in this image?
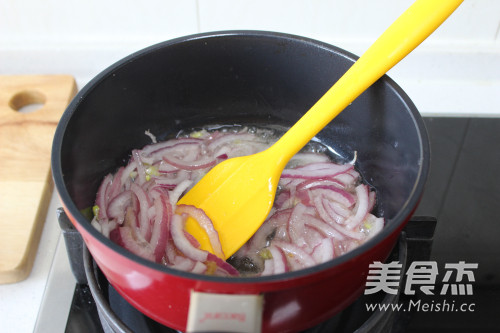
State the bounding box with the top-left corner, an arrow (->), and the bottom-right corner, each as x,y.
54,31 -> 428,239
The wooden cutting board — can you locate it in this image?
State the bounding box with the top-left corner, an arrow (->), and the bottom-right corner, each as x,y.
0,75 -> 76,284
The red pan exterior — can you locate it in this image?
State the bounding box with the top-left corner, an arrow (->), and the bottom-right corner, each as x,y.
52,31 -> 430,333
70,205 -> 407,332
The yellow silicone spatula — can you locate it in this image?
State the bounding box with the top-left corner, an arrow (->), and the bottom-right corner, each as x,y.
178,0 -> 463,259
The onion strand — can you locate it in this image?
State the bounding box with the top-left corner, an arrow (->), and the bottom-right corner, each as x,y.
92,127 -> 384,277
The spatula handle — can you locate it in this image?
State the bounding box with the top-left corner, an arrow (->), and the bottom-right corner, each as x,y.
269,0 -> 463,165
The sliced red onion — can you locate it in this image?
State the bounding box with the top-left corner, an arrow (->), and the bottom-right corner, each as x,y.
144,129 -> 157,143
91,217 -> 102,234
158,162 -> 180,173
212,146 -> 231,160
183,230 -> 201,248
100,219 -> 117,239
330,221 -> 366,240
261,257 -> 274,276
147,205 -> 156,220
162,142 -> 201,160
303,227 -> 324,250
191,261 -> 208,274
149,194 -> 171,262
168,179 -> 193,205
282,178 -> 305,189
156,169 -> 191,184
268,246 -> 288,275
139,138 -> 180,156
171,255 -> 195,271
249,208 -> 292,250
296,178 -> 346,192
207,133 -> 259,151
132,149 -> 147,185
175,204 -> 225,259
216,153 -> 228,160
274,190 -> 291,209
107,167 -> 124,199
165,241 -> 177,265
123,206 -> 137,228
288,152 -> 330,166
96,174 -> 112,220
278,178 -> 294,187
107,190 -> 132,224
287,203 -> 308,248
140,138 -> 202,164
345,184 -> 370,230
130,183 -> 152,241
119,226 -> 155,261
225,143 -> 269,158
313,194 -> 344,227
371,216 -> 384,235
331,201 -> 351,218
311,238 -> 335,264
333,171 -> 359,189
207,253 -> 239,276
274,241 -> 315,270
109,227 -> 122,245
170,214 -> 208,262
120,161 -> 138,187
304,214 -> 345,240
367,190 -> 376,212
310,188 -> 355,208
281,162 -> 353,179
262,245 -> 290,275
294,189 -> 312,207
321,198 -> 347,224
364,214 -> 384,239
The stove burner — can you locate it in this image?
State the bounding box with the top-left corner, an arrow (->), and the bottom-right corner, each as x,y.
58,210 -> 436,333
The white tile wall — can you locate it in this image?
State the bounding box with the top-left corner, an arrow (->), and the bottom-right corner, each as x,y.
1,0 -> 499,115
198,0 -> 500,43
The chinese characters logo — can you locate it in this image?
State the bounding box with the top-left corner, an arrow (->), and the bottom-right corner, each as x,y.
365,261 -> 478,296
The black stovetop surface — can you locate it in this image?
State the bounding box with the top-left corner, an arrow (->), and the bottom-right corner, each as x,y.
405,117 -> 500,332
62,117 -> 500,332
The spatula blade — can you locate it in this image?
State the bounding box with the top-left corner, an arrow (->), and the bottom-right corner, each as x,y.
178,151 -> 281,259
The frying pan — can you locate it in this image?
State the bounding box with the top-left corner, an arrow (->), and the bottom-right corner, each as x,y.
51,31 -> 430,332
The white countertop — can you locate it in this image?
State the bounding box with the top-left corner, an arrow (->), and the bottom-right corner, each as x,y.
1,1 -> 499,118
0,193 -> 75,333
